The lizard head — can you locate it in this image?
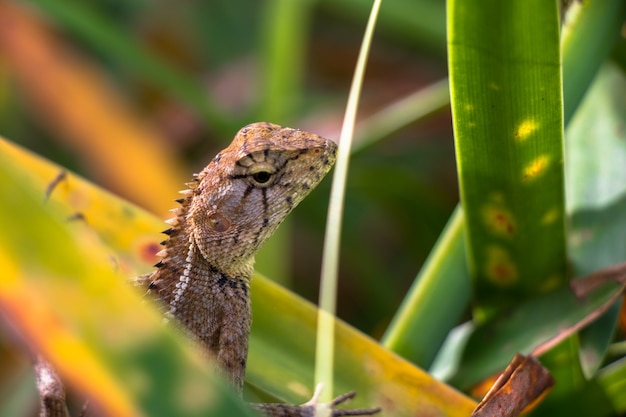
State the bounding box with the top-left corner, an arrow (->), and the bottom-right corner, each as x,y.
187,122 -> 337,278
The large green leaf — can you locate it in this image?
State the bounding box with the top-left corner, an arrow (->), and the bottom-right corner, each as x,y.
449,0 -> 566,312
383,0 -> 626,370
445,60 -> 626,417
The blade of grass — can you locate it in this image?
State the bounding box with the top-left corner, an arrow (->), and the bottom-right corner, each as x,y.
316,0 -> 381,401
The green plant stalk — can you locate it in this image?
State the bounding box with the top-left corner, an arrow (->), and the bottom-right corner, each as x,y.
25,0 -> 232,133
381,0 -> 626,368
316,0 -> 381,401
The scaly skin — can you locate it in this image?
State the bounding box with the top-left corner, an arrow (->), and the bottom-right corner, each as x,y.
148,122 -> 337,391
37,122 -> 380,417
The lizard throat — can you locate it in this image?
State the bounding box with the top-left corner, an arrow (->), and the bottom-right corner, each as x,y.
166,239 -> 196,317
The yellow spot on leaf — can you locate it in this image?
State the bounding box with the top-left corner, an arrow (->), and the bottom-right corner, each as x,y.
482,203 -> 516,238
541,208 -> 560,225
522,155 -> 550,182
515,120 -> 538,141
485,246 -> 518,286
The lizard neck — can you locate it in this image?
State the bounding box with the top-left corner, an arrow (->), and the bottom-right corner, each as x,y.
149,221 -> 252,391
149,198 -> 254,328
154,229 -> 252,318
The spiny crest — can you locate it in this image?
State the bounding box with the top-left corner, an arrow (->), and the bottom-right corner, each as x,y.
152,175 -> 200,266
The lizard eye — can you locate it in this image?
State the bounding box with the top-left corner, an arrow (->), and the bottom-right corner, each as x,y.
243,161 -> 277,187
249,169 -> 275,186
252,171 -> 272,183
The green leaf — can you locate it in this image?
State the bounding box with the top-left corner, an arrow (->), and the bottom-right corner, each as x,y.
383,0 -> 626,387
566,63 -> 626,216
562,0 -> 626,124
448,0 -> 566,312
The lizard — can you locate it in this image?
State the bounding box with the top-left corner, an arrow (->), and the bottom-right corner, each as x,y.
36,122 -> 381,417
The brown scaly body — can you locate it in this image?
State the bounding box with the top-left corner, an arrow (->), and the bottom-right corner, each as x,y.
36,122 -> 380,417
148,122 -> 337,392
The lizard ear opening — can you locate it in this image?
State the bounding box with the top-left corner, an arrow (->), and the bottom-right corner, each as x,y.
208,212 -> 231,233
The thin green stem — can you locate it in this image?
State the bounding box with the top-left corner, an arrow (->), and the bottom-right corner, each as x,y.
315,0 -> 381,404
